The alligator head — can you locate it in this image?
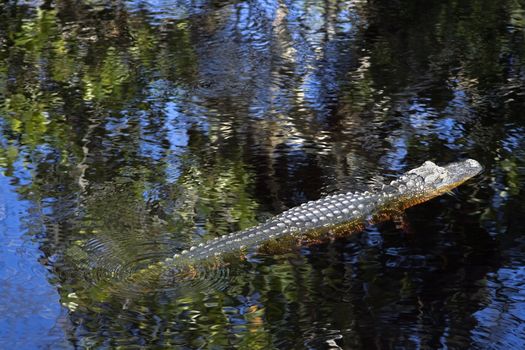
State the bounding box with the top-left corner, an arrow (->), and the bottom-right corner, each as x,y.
388,159 -> 482,206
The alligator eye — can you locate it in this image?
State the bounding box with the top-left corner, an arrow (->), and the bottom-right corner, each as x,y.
424,174 -> 439,184
423,161 -> 437,167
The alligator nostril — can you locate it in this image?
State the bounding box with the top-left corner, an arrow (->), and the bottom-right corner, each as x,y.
466,159 -> 481,168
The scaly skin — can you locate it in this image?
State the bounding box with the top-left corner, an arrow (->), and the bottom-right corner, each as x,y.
129,159 -> 482,283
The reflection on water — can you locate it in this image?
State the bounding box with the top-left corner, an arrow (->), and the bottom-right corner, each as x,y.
0,173 -> 69,348
0,0 -> 524,348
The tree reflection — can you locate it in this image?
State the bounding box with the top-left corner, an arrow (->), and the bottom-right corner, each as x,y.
0,0 -> 524,348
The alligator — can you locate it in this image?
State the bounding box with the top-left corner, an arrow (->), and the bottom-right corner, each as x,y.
130,159 -> 482,282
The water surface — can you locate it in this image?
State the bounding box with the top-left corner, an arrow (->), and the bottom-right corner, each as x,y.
1,0 -> 524,348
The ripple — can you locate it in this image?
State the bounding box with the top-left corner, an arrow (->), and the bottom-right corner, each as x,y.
82,236 -> 173,285
98,255 -> 239,303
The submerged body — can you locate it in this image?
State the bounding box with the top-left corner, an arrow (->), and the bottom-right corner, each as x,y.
134,159 -> 482,280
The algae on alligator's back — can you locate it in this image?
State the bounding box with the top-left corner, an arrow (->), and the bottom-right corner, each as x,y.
128,159 -> 482,283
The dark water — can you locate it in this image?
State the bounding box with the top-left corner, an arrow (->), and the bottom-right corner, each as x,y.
1,0 -> 524,348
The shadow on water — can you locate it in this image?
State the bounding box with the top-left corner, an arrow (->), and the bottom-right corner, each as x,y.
0,0 -> 525,348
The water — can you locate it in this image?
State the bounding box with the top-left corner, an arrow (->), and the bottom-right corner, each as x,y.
0,0 -> 524,348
